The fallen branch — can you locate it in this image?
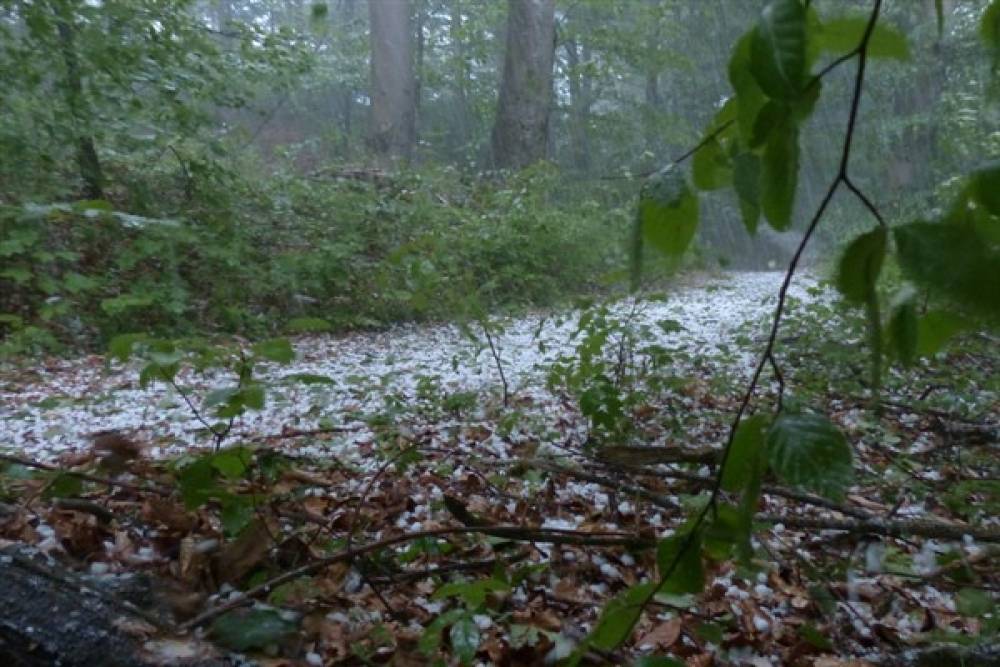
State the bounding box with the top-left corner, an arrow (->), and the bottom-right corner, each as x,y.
180,524 -> 654,630
530,458 -> 876,521
0,453 -> 173,496
758,514 -> 1000,543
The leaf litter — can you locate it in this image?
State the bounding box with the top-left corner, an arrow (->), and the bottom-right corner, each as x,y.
0,270 -> 996,666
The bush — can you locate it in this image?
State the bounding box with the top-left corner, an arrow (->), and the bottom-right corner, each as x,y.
0,165 -> 629,357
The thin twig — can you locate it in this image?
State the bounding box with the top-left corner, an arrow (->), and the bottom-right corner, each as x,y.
482,322 -> 510,407
632,0 -> 887,638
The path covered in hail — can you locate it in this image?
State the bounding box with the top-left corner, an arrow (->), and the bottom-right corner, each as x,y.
1,271 -> 822,462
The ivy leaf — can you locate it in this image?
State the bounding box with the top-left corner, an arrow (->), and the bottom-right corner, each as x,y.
815,17 -> 910,59
761,116 -> 799,230
768,414 -> 854,501
639,168 -> 700,257
656,531 -> 705,594
253,338 -> 295,364
449,614 -> 481,664
588,583 -> 655,650
751,0 -> 808,100
836,227 -> 887,304
210,608 -> 298,651
722,414 -> 770,493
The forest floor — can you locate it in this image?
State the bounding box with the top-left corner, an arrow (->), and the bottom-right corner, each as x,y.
0,270 -> 997,666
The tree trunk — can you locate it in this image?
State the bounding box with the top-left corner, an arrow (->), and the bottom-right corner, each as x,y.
491,0 -> 556,170
447,0 -> 473,159
55,6 -> 104,200
564,38 -> 592,172
368,0 -> 416,163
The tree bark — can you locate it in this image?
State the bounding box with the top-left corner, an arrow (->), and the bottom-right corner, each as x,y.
55,6 -> 104,200
564,38 -> 592,172
491,0 -> 556,170
368,0 -> 416,163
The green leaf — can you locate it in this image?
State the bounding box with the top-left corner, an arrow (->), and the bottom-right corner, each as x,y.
916,310 -> 969,357
692,137 -> 731,191
286,317 -> 332,333
253,338 -> 295,364
588,583 -> 655,650
704,502 -> 753,561
211,448 -> 251,479
240,384 -> 266,410
633,658 -> 684,667
177,458 -> 219,509
203,387 -> 238,410
639,168 -> 700,257
894,222 -> 1000,319
732,153 -> 762,234
768,414 -> 854,501
815,17 -> 909,59
44,472 -> 83,499
968,161 -> 1000,216
286,373 -> 336,385
220,495 -> 255,537
887,298 -> 918,366
210,608 -> 298,651
761,117 -> 799,230
750,0 -> 808,100
799,623 -> 833,650
419,609 -> 465,656
722,414 -> 770,493
656,531 -> 705,594
836,227 -> 887,304
956,587 -> 994,616
107,334 -> 145,362
310,3 -> 329,20
433,577 -> 508,609
982,2 -> 1000,53
935,0 -> 944,37
449,614 -> 481,664
729,32 -> 768,141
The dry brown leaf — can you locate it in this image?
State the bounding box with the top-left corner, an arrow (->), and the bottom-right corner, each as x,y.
213,519 -> 272,584
636,617 -> 682,649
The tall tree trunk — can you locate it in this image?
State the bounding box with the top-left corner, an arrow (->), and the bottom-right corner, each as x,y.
447,0 -> 472,158
55,5 -> 104,200
368,0 -> 416,163
414,0 -> 426,147
491,0 -> 556,170
564,38 -> 592,172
